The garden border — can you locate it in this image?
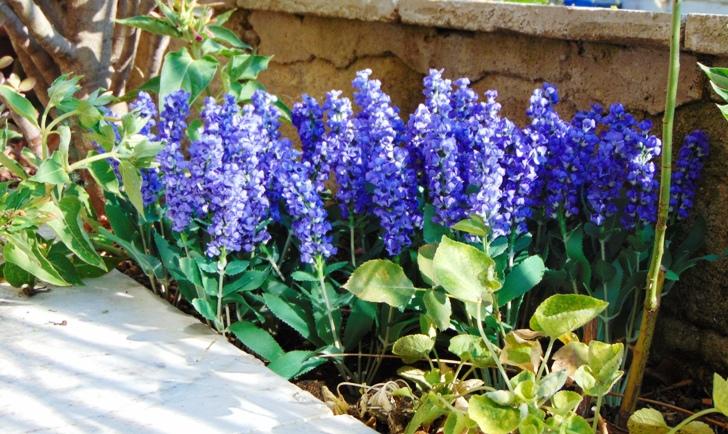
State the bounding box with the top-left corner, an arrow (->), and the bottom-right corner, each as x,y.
229,0 -> 728,55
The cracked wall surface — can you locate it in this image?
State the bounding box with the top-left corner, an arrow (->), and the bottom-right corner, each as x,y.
232,9 -> 728,372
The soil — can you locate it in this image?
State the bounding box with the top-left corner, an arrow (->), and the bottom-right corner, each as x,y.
117,262 -> 728,434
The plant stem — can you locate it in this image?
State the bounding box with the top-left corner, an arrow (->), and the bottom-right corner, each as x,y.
476,299 -> 513,391
665,408 -> 720,434
599,238 -> 610,343
368,305 -> 394,384
316,256 -> 342,351
537,337 -> 555,380
277,232 -> 292,268
558,211 -> 579,294
619,0 -> 681,423
349,213 -> 357,267
68,151 -> 117,172
216,251 -> 227,336
592,394 -> 604,434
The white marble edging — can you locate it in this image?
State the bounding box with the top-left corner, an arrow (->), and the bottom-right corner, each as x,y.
0,270 -> 376,434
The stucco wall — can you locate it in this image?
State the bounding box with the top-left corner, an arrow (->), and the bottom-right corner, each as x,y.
228,0 -> 728,371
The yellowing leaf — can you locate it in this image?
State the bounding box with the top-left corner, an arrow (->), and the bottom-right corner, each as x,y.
530,294 -> 608,338
343,259 -> 415,308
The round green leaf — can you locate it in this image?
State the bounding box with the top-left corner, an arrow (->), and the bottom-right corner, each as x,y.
433,236 -> 501,303
551,390 -> 583,415
530,294 -> 608,338
342,259 -> 415,308
423,289 -> 451,331
392,334 -> 434,364
627,408 -> 668,434
713,373 -> 728,417
468,395 -> 520,434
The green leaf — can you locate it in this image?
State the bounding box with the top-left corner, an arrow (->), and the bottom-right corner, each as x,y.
343,299 -> 375,350
404,392 -> 449,434
87,158 -> 120,195
443,412 -> 476,434
225,260 -> 249,276
433,236 -> 500,303
713,373 -> 728,416
159,48 -> 218,105
4,234 -> 68,286
267,350 -> 325,380
0,149 -> 27,180
448,334 -> 494,368
98,228 -> 163,279
118,160 -> 144,215
214,9 -> 237,26
417,243 -> 437,286
500,331 -> 541,372
562,414 -> 593,434
3,261 -> 34,288
191,298 -> 217,322
47,74 -> 80,106
423,289 -> 451,331
0,84 -> 38,127
116,16 -> 181,37
262,292 -> 313,340
40,196 -> 106,270
498,255 -> 546,307
223,269 -> 269,296
30,152 -> 70,185
291,270 -> 318,282
392,334 -> 434,364
229,320 -> 284,361
229,54 -> 270,81
551,390 -> 583,415
207,25 -> 251,50
468,395 -> 520,434
529,294 -> 608,338
537,369 -> 568,402
627,408 -> 669,434
699,63 -> 728,92
342,259 -> 415,308
452,215 -> 487,237
423,204 -> 449,244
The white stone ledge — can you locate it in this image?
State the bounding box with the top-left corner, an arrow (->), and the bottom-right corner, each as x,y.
0,270 -> 375,434
232,0 -> 728,55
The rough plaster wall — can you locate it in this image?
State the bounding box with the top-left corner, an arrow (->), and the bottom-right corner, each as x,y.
232,10 -> 728,371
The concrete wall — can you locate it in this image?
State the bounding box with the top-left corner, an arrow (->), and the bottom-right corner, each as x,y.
228,0 -> 728,371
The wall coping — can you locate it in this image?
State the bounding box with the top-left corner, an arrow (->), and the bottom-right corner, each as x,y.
233,0 -> 728,55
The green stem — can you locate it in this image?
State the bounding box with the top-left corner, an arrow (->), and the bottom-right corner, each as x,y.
368,305 -> 394,385
137,222 -> 158,294
349,213 -> 357,267
68,152 -> 117,172
476,299 -> 512,391
592,394 -> 604,434
537,337 -> 555,380
619,0 -> 682,423
558,211 -> 579,293
599,238 -> 610,343
277,232 -> 292,268
316,256 -> 342,351
665,408 -> 720,434
217,251 -> 227,336
47,111 -> 77,133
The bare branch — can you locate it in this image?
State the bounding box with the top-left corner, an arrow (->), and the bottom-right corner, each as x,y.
34,0 -> 65,34
0,3 -> 60,87
7,0 -> 76,62
147,35 -> 170,78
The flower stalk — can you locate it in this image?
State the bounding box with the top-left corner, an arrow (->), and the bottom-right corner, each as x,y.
619,0 -> 682,423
